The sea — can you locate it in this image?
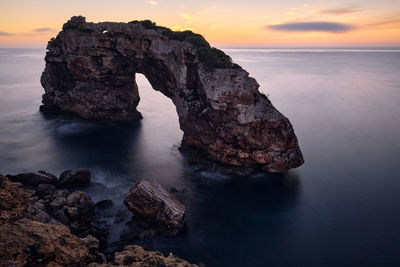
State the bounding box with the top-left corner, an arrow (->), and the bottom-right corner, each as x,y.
0,47 -> 400,266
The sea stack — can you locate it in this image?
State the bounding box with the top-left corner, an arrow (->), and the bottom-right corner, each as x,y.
40,16 -> 304,172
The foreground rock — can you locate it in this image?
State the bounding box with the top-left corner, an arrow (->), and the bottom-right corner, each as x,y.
6,170 -> 105,248
124,179 -> 186,235
0,174 -> 103,266
58,168 -> 91,187
1,173 -> 197,266
0,219 -> 103,266
41,16 -> 304,172
90,245 -> 197,267
6,171 -> 57,186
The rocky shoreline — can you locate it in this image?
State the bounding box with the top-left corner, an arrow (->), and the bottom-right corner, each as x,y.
0,170 -> 196,266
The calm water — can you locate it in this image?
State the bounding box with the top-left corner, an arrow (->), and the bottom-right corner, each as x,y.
1,47 -> 400,266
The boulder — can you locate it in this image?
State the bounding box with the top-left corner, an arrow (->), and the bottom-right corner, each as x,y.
58,168 -> 91,187
36,183 -> 58,197
6,171 -> 57,186
124,179 -> 186,234
67,191 -> 95,215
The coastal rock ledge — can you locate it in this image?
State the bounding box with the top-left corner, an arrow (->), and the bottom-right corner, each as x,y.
41,16 -> 304,172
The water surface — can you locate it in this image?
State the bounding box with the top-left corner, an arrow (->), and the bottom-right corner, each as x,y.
1,47 -> 400,266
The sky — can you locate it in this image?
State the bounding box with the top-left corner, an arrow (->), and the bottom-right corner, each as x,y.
0,0 -> 399,47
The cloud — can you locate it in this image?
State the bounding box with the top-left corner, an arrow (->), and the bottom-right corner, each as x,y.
0,31 -> 13,36
366,19 -> 400,28
319,6 -> 367,16
33,27 -> 57,33
267,21 -> 354,33
147,0 -> 158,5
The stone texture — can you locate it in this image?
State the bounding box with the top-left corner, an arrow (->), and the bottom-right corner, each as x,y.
41,16 -> 304,172
124,179 -> 186,233
6,171 -> 58,186
0,174 -> 197,267
0,219 -> 103,266
58,168 -> 91,187
0,174 -> 30,223
89,245 -> 198,267
0,174 -> 104,266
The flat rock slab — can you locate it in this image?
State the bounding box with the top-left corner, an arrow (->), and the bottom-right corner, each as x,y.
124,179 -> 186,233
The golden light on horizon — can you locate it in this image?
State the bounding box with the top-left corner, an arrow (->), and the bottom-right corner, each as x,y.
0,0 -> 399,47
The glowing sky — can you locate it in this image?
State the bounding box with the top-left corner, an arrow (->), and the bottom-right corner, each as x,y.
0,0 -> 399,47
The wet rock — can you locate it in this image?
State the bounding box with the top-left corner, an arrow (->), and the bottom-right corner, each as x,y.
49,196 -> 67,209
95,199 -> 113,209
27,203 -> 62,225
41,16 -> 304,173
124,179 -> 186,234
52,188 -> 70,199
6,171 -> 57,186
58,168 -> 91,187
67,191 -> 95,215
36,183 -> 58,197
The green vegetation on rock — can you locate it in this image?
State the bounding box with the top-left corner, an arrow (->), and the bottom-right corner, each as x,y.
129,20 -> 241,70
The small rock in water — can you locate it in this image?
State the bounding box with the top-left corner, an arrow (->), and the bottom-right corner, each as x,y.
58,168 -> 91,187
124,179 -> 186,235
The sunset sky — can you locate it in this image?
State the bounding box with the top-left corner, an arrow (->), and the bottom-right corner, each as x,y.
0,0 -> 399,47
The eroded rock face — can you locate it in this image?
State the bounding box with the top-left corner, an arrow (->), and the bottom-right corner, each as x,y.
41,16 -> 304,172
124,179 -> 186,234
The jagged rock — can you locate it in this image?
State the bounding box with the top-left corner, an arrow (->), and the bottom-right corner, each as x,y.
124,179 -> 186,234
0,219 -> 103,266
6,171 -> 57,186
66,191 -> 95,215
0,174 -> 104,266
89,245 -> 197,267
0,174 -> 30,223
58,168 -> 91,187
52,188 -> 70,199
40,16 -> 304,172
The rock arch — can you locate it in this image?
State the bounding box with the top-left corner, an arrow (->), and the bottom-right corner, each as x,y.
40,16 -> 304,172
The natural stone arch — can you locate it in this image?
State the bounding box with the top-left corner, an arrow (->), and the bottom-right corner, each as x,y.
41,16 -> 304,172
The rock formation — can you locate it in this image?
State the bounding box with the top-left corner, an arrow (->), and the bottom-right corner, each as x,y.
0,173 -> 197,266
124,179 -> 186,235
41,16 -> 304,172
0,174 -> 104,266
89,245 -> 198,267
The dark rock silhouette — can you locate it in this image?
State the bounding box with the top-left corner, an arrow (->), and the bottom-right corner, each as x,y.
41,16 -> 304,172
124,179 -> 186,235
